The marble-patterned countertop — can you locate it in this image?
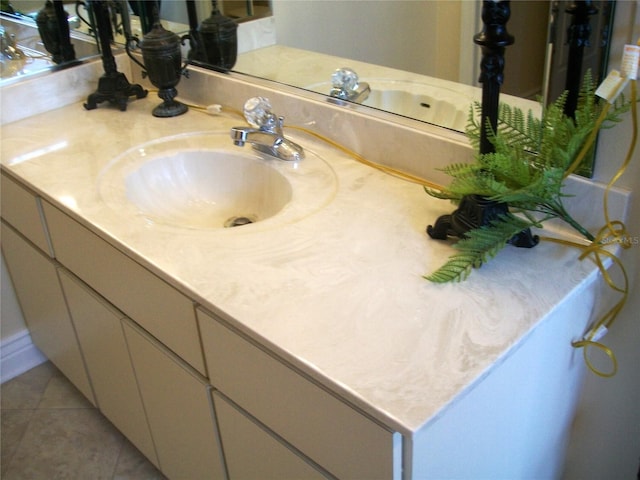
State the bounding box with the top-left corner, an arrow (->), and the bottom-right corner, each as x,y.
0,97 -> 607,436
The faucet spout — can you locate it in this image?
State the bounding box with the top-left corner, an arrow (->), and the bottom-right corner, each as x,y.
230,126 -> 305,162
230,97 -> 305,161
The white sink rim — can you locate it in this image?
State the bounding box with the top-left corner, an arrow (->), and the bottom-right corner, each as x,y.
98,131 -> 337,231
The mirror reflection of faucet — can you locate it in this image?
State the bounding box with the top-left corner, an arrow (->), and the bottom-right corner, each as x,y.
329,67 -> 370,103
0,26 -> 26,76
230,97 -> 305,162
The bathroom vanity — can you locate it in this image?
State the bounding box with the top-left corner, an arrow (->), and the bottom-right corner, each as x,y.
0,60 -> 629,479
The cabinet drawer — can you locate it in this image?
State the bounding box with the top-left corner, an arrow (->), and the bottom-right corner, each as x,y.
1,173 -> 51,255
42,201 -> 206,375
197,308 -> 394,479
213,392 -> 330,480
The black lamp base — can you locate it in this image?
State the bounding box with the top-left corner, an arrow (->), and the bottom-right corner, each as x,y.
151,87 -> 188,118
84,72 -> 148,111
427,194 -> 539,248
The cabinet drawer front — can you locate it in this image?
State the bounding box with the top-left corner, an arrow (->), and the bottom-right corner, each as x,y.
1,173 -> 51,255
213,392 -> 330,480
197,308 -> 394,479
42,201 -> 206,375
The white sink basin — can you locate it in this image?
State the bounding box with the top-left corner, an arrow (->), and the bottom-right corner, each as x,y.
98,132 -> 337,230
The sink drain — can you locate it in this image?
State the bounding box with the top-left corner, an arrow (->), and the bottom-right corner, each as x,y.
224,215 -> 256,228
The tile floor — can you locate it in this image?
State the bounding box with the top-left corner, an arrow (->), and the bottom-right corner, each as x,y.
1,361 -> 166,479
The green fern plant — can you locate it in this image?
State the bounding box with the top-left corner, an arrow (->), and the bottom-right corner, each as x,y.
425,72 -> 632,283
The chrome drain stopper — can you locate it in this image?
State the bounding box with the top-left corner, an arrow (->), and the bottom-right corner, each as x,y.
224,216 -> 255,228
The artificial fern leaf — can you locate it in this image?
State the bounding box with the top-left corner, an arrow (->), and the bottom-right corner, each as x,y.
424,214 -> 533,283
425,71 -> 635,282
424,253 -> 477,283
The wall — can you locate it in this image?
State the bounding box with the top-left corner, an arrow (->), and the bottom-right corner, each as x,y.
273,0 -> 547,103
0,254 -> 46,383
502,1 -> 549,99
272,0 -> 461,81
563,1 -> 640,477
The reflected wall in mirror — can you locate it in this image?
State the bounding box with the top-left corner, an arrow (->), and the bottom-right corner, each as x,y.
153,0 -> 271,30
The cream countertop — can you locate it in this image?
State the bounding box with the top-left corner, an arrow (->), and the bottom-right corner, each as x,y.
0,97 -> 612,436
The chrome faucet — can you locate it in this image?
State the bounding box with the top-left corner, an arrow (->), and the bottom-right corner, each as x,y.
1,27 -> 26,61
230,97 -> 305,161
329,67 -> 370,103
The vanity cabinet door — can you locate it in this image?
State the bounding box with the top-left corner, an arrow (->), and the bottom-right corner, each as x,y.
58,270 -> 159,468
213,391 -> 330,480
122,320 -> 226,480
197,308 -> 395,480
1,222 -> 94,403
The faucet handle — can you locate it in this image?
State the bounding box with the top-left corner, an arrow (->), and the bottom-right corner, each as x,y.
243,97 -> 278,130
331,67 -> 360,92
329,67 -> 370,103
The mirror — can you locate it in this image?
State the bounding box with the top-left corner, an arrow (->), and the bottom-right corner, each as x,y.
151,0 -> 615,136
3,0 -> 614,142
1,1 -> 103,85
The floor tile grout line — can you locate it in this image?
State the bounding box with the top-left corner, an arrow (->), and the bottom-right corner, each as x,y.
1,407 -> 37,476
2,363 -> 165,479
111,434 -> 128,480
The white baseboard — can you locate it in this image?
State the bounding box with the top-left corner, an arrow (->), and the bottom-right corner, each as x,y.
0,329 -> 47,384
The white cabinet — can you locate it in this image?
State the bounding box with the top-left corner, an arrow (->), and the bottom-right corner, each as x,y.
213,391 -> 330,479
58,270 -> 159,468
1,173 -> 51,255
1,172 -> 94,404
197,307 -> 395,480
42,201 -> 206,375
1,222 -> 95,404
3,173 -> 400,480
123,320 -> 226,480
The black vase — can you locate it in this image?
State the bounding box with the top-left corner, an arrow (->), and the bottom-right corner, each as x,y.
129,8 -> 188,118
35,0 -> 76,64
189,0 -> 238,70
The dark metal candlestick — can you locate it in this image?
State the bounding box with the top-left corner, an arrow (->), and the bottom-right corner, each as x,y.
426,1 -> 537,248
52,0 -> 76,62
473,0 -> 514,155
185,0 -> 202,59
564,1 -> 598,118
36,0 -> 76,64
84,0 -> 147,111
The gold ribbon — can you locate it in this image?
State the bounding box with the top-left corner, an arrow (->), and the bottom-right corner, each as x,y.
287,125 -> 444,189
543,77 -> 638,377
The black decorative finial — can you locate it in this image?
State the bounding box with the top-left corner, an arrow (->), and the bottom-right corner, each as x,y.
473,0 -> 514,154
564,1 -> 598,118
